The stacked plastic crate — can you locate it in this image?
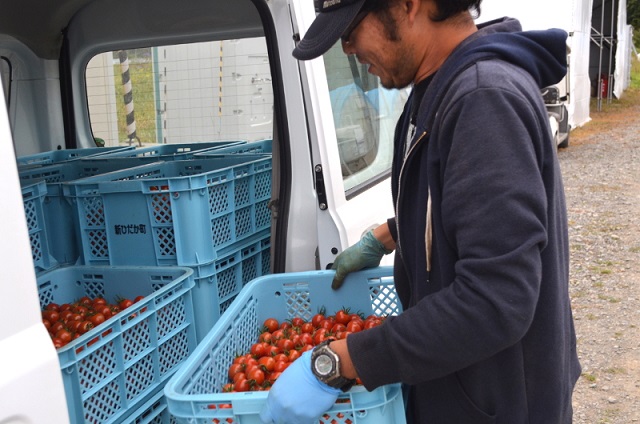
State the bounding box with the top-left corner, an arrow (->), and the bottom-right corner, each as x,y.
17,141 -> 273,424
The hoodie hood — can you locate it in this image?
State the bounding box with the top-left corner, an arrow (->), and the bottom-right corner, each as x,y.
461,17 -> 568,89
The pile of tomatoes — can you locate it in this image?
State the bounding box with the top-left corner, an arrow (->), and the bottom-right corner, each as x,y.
223,308 -> 385,393
41,295 -> 144,349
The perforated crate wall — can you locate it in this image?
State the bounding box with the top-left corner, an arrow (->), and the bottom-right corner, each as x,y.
98,141 -> 246,160
119,386 -> 177,424
21,182 -> 57,272
19,157 -> 171,265
164,267 -> 406,424
36,266 -> 196,424
189,231 -> 271,342
16,146 -> 135,168
65,156 -> 272,267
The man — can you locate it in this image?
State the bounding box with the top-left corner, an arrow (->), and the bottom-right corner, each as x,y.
260,0 -> 581,422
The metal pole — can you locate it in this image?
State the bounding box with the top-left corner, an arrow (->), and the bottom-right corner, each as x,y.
597,0 -> 605,111
118,50 -> 141,146
607,0 -> 615,103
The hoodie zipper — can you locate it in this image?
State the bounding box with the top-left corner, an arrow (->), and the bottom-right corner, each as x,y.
395,129 -> 429,262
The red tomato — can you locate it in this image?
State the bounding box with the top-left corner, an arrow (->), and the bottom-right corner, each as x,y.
334,309 -> 351,325
263,318 -> 279,333
276,338 -> 294,352
287,349 -> 301,362
311,313 -> 325,328
42,310 -> 59,323
258,356 -> 276,372
119,298 -> 134,310
247,368 -> 265,386
300,322 -> 315,334
346,320 -> 363,333
331,323 -> 346,333
228,363 -> 244,379
44,303 -> 60,311
56,329 -> 72,344
89,313 -> 106,326
92,297 -> 107,306
78,320 -> 94,334
272,353 -> 288,363
233,372 -> 247,385
234,379 -> 250,392
290,317 -> 305,328
274,361 -> 290,373
299,333 -> 314,346
51,321 -> 66,334
250,342 -> 268,358
268,371 -> 282,384
312,329 -> 325,345
258,332 -> 272,343
78,296 -> 92,306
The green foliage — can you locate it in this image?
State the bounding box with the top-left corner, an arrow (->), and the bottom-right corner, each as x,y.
630,0 -> 640,48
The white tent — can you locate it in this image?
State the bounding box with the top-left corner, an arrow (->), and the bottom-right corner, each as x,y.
476,0 -> 593,129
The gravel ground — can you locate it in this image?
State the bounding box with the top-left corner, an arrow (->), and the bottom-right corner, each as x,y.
558,95 -> 640,423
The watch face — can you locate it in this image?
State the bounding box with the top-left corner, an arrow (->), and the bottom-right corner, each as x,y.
315,353 -> 333,376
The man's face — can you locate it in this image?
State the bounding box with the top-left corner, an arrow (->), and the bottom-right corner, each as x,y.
341,6 -> 416,89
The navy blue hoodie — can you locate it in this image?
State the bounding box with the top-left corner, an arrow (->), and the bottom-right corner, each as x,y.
346,18 -> 581,423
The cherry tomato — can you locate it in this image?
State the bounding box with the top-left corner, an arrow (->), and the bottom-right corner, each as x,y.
247,368 -> 265,386
258,356 -> 275,372
56,329 -> 72,344
290,317 -> 305,328
335,309 -> 351,325
119,298 -> 134,310
263,318 -> 279,333
89,313 -> 106,326
311,313 -> 325,328
300,322 -> 314,334
346,320 -> 363,333
228,363 -> 244,379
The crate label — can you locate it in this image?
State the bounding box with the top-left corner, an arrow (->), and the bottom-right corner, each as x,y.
114,224 -> 148,235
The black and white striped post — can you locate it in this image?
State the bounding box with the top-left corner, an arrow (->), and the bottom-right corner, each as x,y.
118,50 -> 141,146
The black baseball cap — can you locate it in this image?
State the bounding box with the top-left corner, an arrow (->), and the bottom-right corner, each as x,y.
292,0 -> 367,60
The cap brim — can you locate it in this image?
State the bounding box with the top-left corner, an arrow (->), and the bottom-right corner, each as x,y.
292,0 -> 366,61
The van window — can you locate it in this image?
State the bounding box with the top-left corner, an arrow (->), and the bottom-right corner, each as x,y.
1,57 -> 10,105
323,44 -> 409,194
86,38 -> 273,147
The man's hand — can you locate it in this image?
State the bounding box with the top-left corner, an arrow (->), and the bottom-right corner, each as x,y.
259,350 -> 340,424
331,229 -> 392,289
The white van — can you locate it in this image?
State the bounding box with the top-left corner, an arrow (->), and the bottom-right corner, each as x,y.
0,0 -> 404,422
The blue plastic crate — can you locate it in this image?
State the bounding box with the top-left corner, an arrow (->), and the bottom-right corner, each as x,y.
37,265 -> 197,424
19,158 -> 173,265
16,146 -> 135,168
100,141 -> 247,160
64,156 -> 272,267
21,181 -> 58,273
195,139 -> 272,156
190,231 -> 271,342
164,267 -> 406,424
119,386 -> 176,424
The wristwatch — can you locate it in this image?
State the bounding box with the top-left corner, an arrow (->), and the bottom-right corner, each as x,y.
310,340 -> 356,392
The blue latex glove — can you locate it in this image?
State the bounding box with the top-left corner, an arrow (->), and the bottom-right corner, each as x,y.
331,230 -> 392,289
259,350 -> 340,424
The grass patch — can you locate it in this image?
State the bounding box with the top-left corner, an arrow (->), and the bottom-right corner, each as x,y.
597,294 -> 620,303
582,372 -> 597,382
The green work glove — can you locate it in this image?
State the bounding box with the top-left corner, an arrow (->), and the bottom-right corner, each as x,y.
331,230 -> 392,290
